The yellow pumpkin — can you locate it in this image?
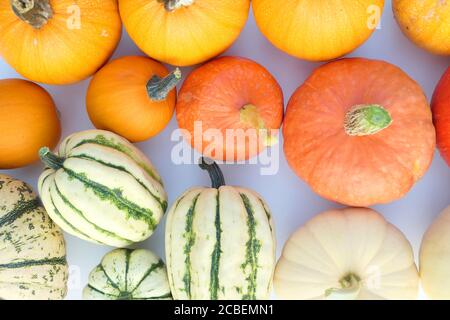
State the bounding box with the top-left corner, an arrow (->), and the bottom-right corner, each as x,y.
118,0 -> 250,66
252,0 -> 385,61
393,0 -> 450,55
0,0 -> 122,84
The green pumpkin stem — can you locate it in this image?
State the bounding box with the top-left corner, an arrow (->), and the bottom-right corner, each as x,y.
199,157 -> 226,189
146,68 -> 182,102
325,273 -> 361,300
158,0 -> 195,12
344,104 -> 392,136
39,147 -> 65,170
10,0 -> 53,29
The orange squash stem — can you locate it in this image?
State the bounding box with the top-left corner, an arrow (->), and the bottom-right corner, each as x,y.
146,67 -> 181,101
344,104 -> 392,136
10,0 -> 53,29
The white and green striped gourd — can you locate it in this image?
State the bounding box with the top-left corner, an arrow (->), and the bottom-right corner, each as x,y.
38,130 -> 167,247
0,174 -> 68,300
83,248 -> 172,300
166,158 -> 276,300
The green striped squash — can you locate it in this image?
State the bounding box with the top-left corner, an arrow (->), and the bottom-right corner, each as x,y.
165,159 -> 276,300
38,130 -> 167,247
0,174 -> 68,300
83,248 -> 172,300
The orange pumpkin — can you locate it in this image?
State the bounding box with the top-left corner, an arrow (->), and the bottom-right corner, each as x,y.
432,67 -> 450,166
283,58 -> 436,207
0,0 -> 122,85
393,0 -> 450,55
252,0 -> 384,61
118,0 -> 250,66
87,56 -> 180,142
176,56 -> 284,161
0,79 -> 60,169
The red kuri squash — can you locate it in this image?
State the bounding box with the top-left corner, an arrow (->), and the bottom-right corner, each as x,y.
432,67 -> 450,166
176,56 -> 284,161
283,58 -> 436,207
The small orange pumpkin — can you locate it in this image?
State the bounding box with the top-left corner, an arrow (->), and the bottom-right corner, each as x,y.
0,0 -> 122,84
87,56 -> 180,142
252,0 -> 385,61
393,0 -> 450,55
176,56 -> 284,161
283,58 -> 436,207
0,79 -> 60,169
119,0 -> 250,66
432,67 -> 450,166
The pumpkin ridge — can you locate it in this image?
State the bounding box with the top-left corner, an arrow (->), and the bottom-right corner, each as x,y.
137,292 -> 173,300
86,284 -> 118,299
72,136 -> 162,184
0,198 -> 40,228
124,249 -> 131,293
182,193 -> 201,299
62,167 -> 157,230
99,264 -> 122,291
69,154 -> 167,212
209,190 -> 222,299
48,189 -> 102,244
52,182 -> 133,244
129,259 -> 166,295
0,256 -> 66,269
240,193 -> 262,300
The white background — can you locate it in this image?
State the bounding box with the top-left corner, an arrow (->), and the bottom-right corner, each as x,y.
1,1 -> 449,300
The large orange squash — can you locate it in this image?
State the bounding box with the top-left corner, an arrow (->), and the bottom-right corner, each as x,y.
0,0 -> 122,85
176,56 -> 284,161
118,0 -> 250,66
252,0 -> 384,61
87,56 -> 180,143
432,67 -> 450,166
283,58 -> 435,207
0,79 -> 60,169
393,0 -> 450,56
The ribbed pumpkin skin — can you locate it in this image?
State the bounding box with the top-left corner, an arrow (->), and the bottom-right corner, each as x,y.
176,56 -> 284,161
283,58 -> 436,207
0,175 -> 68,300
83,248 -> 172,300
38,130 -> 167,247
166,186 -> 276,300
87,56 -> 177,142
393,0 -> 450,55
420,206 -> 450,299
0,79 -> 60,169
274,208 -> 419,300
432,67 -> 450,166
119,0 -> 250,66
0,0 -> 122,84
252,0 -> 384,61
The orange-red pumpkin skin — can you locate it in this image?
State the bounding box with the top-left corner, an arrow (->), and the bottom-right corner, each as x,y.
432,67 -> 450,166
86,56 -> 177,142
176,56 -> 284,161
0,79 -> 61,169
283,58 -> 436,207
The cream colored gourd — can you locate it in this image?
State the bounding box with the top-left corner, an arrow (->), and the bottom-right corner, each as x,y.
420,205 -> 450,299
0,174 -> 68,300
38,130 -> 167,247
83,248 -> 172,300
165,159 -> 276,300
274,208 -> 419,300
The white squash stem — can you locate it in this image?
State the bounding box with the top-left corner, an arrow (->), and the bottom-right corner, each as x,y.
161,0 -> 195,11
325,274 -> 361,300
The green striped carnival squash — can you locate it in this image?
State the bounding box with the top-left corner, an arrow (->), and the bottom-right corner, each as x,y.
83,248 -> 172,300
0,174 -> 68,300
165,158 -> 276,300
37,130 -> 167,247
